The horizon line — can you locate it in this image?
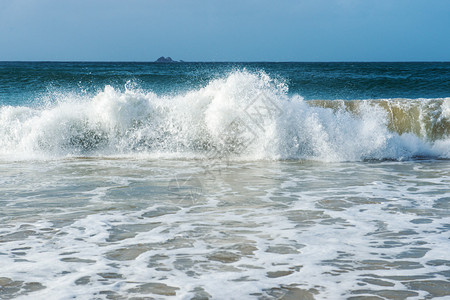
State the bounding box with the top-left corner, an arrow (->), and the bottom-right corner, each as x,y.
1,60 -> 449,63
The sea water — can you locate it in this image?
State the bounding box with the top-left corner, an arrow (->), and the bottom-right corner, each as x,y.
0,62 -> 449,299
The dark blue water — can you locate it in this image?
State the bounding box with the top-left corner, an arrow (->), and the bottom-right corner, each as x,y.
1,62 -> 449,106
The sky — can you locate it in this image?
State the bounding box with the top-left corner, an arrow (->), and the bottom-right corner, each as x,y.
0,0 -> 449,62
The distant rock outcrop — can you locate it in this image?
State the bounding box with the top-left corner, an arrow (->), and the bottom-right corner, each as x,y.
155,56 -> 176,63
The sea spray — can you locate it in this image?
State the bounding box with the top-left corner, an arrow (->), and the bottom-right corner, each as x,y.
0,70 -> 448,161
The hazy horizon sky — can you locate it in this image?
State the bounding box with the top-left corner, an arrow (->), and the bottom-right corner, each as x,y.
0,0 -> 449,62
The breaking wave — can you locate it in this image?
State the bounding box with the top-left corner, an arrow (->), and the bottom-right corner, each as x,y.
0,70 -> 449,161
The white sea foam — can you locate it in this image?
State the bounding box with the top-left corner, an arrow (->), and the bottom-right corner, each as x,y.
1,158 -> 449,299
0,70 -> 448,161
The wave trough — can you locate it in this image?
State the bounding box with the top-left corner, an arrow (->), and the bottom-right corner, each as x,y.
0,70 -> 449,161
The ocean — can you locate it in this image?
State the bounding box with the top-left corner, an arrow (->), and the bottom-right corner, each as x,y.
0,62 -> 449,299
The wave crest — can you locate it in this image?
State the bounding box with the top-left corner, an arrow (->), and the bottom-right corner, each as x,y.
0,70 -> 449,161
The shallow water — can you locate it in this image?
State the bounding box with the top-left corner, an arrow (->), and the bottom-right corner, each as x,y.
1,158 -> 449,299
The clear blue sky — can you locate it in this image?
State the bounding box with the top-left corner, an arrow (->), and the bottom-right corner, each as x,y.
0,0 -> 449,61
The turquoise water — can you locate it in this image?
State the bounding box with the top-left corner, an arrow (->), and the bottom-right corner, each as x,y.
0,62 -> 449,299
1,62 -> 449,106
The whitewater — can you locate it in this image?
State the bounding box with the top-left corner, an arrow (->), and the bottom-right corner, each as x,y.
1,70 -> 449,161
0,63 -> 449,299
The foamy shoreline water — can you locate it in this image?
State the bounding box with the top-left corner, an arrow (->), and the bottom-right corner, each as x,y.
1,158 -> 449,299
